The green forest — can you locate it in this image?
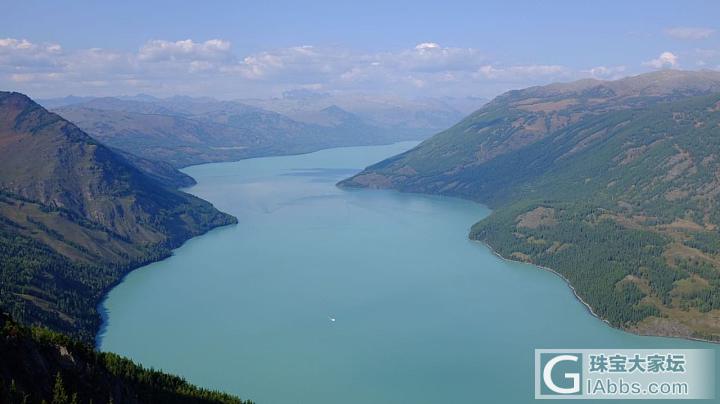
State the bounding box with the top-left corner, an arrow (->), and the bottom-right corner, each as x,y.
1,313 -> 253,404
469,94 -> 720,340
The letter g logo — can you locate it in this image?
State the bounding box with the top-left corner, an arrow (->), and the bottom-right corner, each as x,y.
543,354 -> 581,394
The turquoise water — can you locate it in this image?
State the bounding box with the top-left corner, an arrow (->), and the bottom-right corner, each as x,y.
98,142 -> 717,403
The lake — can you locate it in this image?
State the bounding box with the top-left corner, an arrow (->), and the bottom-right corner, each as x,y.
98,141 -> 717,403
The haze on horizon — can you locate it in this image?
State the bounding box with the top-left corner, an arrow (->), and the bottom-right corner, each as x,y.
2,0 -> 719,101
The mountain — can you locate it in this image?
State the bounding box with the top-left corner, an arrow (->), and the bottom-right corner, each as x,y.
37,95 -> 165,109
0,91 -> 236,342
240,91 -> 479,133
111,148 -> 197,188
52,97 -> 425,167
0,313 -> 253,404
51,104 -> 260,167
341,70 -> 720,341
286,104 -> 365,126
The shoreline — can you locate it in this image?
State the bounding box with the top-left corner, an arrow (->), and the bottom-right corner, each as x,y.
178,139 -> 423,170
473,238 -> 720,346
97,141 -> 422,347
471,239 -> 610,326
341,179 -> 720,347
93,219 -> 237,349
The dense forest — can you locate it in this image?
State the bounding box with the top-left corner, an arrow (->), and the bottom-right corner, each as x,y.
0,313 -> 253,404
0,220 -> 173,342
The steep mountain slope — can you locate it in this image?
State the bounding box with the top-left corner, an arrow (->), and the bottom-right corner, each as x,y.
112,148 -> 197,188
0,313 -> 253,404
53,96 -> 426,167
341,70 -> 720,341
0,92 -> 236,342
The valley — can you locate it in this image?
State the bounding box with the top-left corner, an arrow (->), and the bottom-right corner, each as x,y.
47,94 -> 476,167
98,141 -> 719,404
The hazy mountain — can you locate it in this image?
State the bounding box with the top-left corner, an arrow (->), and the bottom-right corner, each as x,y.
52,96 -> 428,167
57,97 -> 183,115
239,91 -> 481,133
37,94 -> 164,109
341,70 -> 720,341
37,95 -> 97,109
0,92 -> 236,341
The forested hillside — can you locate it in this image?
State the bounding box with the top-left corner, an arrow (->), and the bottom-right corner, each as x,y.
0,313 -> 253,404
0,92 -> 236,342
341,70 -> 720,341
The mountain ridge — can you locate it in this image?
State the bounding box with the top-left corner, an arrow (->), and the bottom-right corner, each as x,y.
0,91 -> 236,342
52,96 -> 429,167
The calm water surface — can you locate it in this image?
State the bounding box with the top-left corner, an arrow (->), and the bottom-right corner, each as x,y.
98,142 -> 717,403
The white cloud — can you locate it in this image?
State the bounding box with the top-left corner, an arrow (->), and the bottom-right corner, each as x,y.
415,42 -> 441,50
474,64 -> 568,79
228,42 -> 487,83
582,65 -> 626,79
0,37 -> 637,98
0,38 -> 64,71
232,45 -> 354,80
0,38 -> 61,54
379,43 -> 485,73
138,39 -> 233,62
666,27 -> 715,40
643,51 -> 679,69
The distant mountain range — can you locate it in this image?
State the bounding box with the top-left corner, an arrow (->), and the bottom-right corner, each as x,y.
42,93 -> 485,167
239,91 -> 485,130
0,91 -> 236,342
341,70 -> 720,341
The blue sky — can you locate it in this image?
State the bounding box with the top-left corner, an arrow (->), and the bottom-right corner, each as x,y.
2,0 -> 719,99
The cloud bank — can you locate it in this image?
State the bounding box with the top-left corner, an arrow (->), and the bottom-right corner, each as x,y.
0,37 -> 713,99
643,51 -> 679,69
